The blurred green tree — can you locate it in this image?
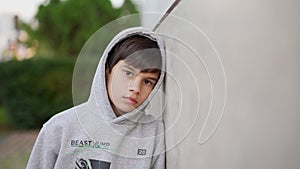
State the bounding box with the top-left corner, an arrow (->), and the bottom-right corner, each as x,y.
28,0 -> 139,57
0,57 -> 75,129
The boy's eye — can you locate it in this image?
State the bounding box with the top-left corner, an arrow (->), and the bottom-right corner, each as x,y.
125,71 -> 133,77
144,79 -> 154,86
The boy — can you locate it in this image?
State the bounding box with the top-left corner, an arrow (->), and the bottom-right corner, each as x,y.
26,27 -> 166,169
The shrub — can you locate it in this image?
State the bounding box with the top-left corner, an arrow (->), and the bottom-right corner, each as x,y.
0,57 -> 75,129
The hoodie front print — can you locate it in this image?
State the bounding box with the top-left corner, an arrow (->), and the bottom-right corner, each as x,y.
26,27 -> 166,169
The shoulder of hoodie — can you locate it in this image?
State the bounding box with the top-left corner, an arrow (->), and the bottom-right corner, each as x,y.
41,103 -> 84,132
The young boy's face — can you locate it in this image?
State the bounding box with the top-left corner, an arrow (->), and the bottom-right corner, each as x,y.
106,60 -> 160,116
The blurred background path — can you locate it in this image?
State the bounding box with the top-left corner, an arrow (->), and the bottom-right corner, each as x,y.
0,130 -> 38,169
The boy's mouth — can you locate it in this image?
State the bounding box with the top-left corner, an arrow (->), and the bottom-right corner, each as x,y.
124,97 -> 137,105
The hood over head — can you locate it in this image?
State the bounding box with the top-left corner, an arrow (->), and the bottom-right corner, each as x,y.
86,27 -> 165,124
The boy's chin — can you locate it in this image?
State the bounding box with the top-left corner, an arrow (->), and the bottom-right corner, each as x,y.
119,108 -> 135,114
114,106 -> 136,116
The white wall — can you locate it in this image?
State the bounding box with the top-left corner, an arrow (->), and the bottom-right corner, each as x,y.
139,0 -> 175,30
145,0 -> 300,168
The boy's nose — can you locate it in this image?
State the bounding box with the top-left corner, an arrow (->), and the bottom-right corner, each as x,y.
128,79 -> 141,94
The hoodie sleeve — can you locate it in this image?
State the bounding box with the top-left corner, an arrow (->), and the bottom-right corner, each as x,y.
151,121 -> 166,169
26,122 -> 60,169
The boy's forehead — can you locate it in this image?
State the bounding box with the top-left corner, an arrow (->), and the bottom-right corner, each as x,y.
119,61 -> 159,76
121,60 -> 161,72
120,62 -> 136,70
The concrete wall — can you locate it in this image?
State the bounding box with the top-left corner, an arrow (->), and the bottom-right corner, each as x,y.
139,0 -> 174,30
145,0 -> 300,168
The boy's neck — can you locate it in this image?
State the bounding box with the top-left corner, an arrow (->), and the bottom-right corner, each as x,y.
111,104 -> 123,117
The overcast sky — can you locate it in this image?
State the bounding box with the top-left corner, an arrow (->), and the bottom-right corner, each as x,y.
0,0 -> 127,53
0,0 -> 45,21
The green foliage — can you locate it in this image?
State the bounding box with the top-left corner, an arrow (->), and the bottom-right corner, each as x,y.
0,106 -> 9,127
29,0 -> 139,57
0,57 -> 75,129
0,0 -> 140,129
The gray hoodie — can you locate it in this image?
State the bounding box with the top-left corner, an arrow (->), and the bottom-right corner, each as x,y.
26,27 -> 166,169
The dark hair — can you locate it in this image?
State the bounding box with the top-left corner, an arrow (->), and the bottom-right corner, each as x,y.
106,35 -> 162,73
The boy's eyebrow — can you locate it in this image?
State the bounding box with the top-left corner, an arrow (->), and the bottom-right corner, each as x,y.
148,77 -> 159,82
122,65 -> 137,72
143,73 -> 159,82
122,64 -> 159,81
